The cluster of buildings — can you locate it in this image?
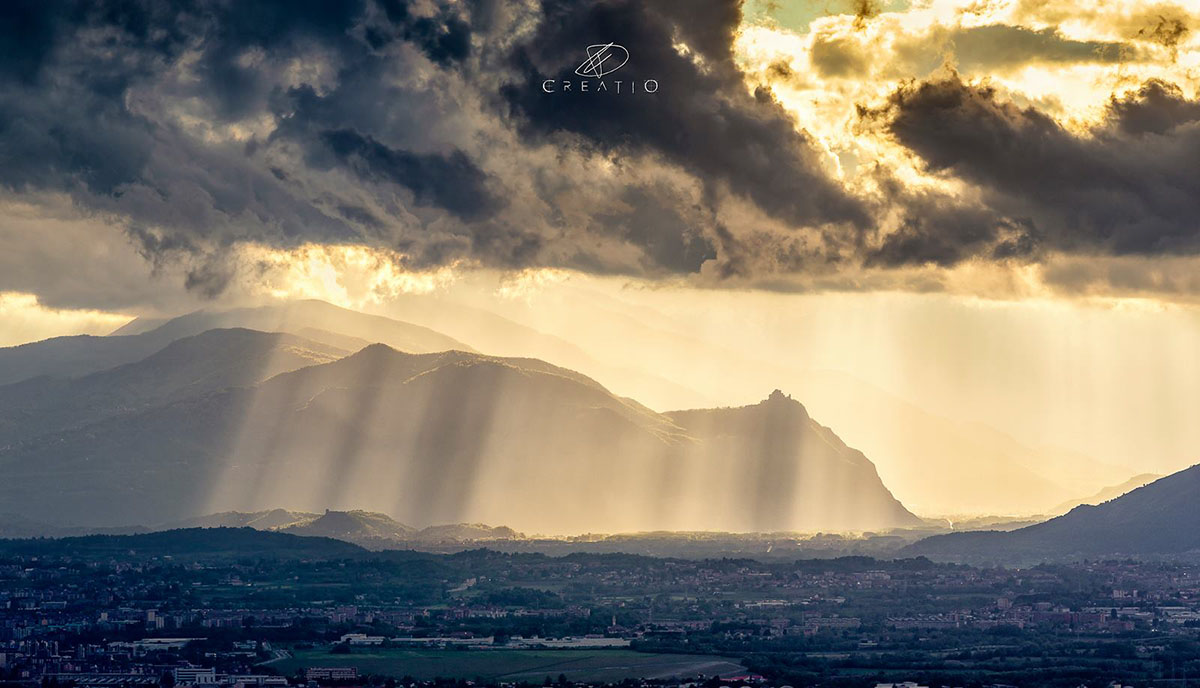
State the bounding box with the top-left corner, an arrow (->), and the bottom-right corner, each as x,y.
6,553 -> 1200,687
0,638 -> 284,686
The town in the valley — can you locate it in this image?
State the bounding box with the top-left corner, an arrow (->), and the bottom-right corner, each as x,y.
3,537 -> 1199,688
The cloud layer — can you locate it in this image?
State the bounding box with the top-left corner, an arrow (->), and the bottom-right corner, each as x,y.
867,74 -> 1200,264
1,0 -> 1200,306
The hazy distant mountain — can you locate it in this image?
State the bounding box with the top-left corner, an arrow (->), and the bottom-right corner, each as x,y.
414,523 -> 522,542
940,514 -> 1047,532
414,287 -> 1123,515
777,371 -> 1126,516
1050,473 -> 1162,515
905,468 -> 1200,563
279,509 -> 418,543
8,295 -> 1114,518
0,337 -> 919,533
291,327 -> 373,352
166,508 -> 321,530
0,513 -> 90,539
0,300 -> 468,386
168,511 -> 523,547
0,507 -> 524,548
0,329 -> 344,443
0,333 -> 167,386
113,300 -> 471,353
275,511 -> 521,548
666,390 -> 922,531
374,293 -> 718,411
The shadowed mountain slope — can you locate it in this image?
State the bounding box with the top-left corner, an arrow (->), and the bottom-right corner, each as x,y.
279,509 -> 418,542
0,300 -> 469,386
905,466 -> 1200,564
1050,473 -> 1163,515
0,328 -> 344,443
666,390 -> 922,531
272,510 -> 521,548
0,339 -> 918,534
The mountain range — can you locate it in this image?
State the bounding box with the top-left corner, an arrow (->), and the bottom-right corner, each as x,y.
6,297 -> 1138,518
0,507 -> 522,548
1049,473 -> 1162,515
176,509 -> 520,547
0,299 -> 468,386
905,467 -> 1200,564
440,284 -> 1134,515
0,328 -> 345,444
0,305 -> 921,534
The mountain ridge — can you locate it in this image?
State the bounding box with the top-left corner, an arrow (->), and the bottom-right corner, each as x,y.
0,508 -> 524,547
0,300 -> 470,386
0,328 -> 345,444
904,466 -> 1200,564
1050,472 -> 1163,515
0,527 -> 365,560
0,333 -> 918,534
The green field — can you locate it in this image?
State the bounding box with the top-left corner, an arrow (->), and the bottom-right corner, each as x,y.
273,648 -> 746,682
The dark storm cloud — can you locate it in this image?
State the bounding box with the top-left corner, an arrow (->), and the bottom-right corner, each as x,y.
592,185 -> 717,274
14,0 -> 1198,303
868,177 -> 1041,267
190,1 -> 365,121
1107,78 -> 1200,135
367,0 -> 472,65
863,72 -> 1200,263
0,0 -> 879,303
318,129 -> 500,221
0,0 -> 360,294
503,0 -> 870,230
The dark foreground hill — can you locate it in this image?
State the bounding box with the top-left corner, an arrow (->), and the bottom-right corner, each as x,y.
0,332 -> 919,534
0,527 -> 364,561
905,466 -> 1200,564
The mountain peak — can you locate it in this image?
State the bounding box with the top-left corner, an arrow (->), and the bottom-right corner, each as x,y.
354,341 -> 400,356
0,306 -> 920,533
760,388 -> 807,417
286,510 -> 417,541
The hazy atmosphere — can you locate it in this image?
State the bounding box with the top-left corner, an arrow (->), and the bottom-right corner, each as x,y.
3,0 -> 1200,528
8,2 -> 1200,687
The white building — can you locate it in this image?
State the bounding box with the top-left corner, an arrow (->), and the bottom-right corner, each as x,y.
339,633 -> 385,645
173,667 -> 217,685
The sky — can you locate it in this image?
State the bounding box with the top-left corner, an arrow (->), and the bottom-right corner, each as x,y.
2,0 -> 1200,500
